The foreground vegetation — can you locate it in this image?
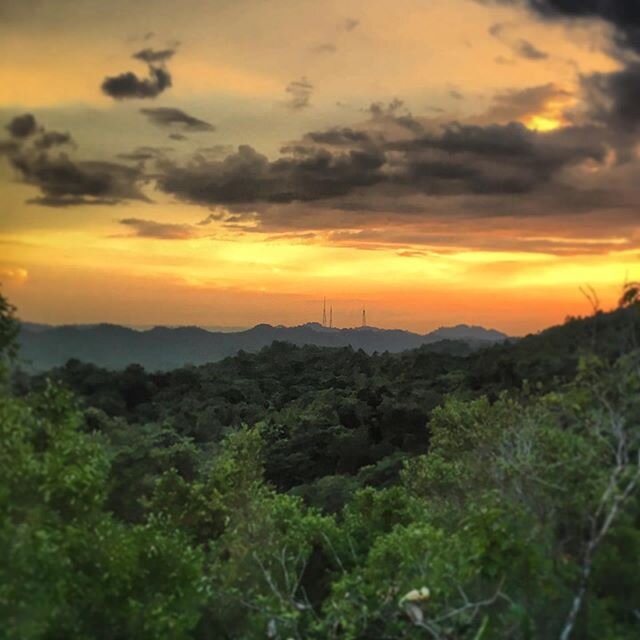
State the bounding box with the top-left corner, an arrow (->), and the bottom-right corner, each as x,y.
1,292 -> 639,639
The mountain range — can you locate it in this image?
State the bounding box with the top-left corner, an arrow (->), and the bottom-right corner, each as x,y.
17,321 -> 509,371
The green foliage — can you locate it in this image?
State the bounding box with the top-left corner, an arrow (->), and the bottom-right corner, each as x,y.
0,386 -> 207,640
4,295 -> 640,639
0,291 -> 19,387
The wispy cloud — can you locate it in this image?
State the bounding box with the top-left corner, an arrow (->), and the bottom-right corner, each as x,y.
284,77 -> 314,110
118,218 -> 198,240
140,107 -> 215,132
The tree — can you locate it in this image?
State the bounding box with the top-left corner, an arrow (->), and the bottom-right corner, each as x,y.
0,290 -> 19,386
0,384 -> 207,639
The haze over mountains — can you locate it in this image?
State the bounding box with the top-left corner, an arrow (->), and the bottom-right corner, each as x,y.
18,321 -> 508,371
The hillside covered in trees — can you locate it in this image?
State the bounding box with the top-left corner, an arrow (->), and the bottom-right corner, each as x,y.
17,321 -> 508,371
2,292 -> 640,639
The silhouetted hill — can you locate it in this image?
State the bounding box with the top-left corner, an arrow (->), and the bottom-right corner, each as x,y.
17,320 -> 508,371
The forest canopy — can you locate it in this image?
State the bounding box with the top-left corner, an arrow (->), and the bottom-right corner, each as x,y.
1,291 -> 640,639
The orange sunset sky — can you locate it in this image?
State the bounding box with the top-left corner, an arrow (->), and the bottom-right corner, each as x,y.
1,0 -> 639,335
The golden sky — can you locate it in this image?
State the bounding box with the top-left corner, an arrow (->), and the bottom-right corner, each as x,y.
1,0 -> 639,334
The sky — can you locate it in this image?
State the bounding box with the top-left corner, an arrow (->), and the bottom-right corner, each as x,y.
1,0 -> 639,334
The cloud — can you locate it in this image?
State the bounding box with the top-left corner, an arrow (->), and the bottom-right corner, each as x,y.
157,143 -> 386,206
169,133 -> 188,141
195,144 -> 234,157
119,218 -> 197,239
4,114 -> 73,151
101,47 -> 175,100
14,156 -> 147,207
132,47 -> 175,64
1,114 -> 147,207
488,22 -> 507,38
154,114 -> 607,220
197,210 -> 236,226
34,130 -> 73,149
102,66 -> 172,99
148,88 -> 620,237
514,39 -> 548,60
0,140 -> 19,154
367,99 -> 425,135
310,43 -> 338,54
140,107 -> 215,132
6,114 -> 37,138
343,18 -> 360,32
302,127 -> 374,146
117,146 -> 173,162
513,0 -> 640,54
28,196 -> 125,207
583,63 -> 640,133
483,83 -> 570,121
488,21 -> 548,60
284,77 -> 314,110
501,1 -> 640,130
388,121 -> 606,196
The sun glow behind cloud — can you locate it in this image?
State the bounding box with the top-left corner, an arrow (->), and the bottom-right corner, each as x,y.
526,115 -> 562,131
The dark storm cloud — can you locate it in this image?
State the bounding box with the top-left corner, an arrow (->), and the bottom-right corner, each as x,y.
119,218 -> 197,239
101,48 -> 176,100
284,77 -> 313,110
583,63 -> 640,131
1,114 -> 147,207
140,107 -> 215,132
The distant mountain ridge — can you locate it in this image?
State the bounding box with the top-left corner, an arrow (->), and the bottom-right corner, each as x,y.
17,320 -> 508,371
